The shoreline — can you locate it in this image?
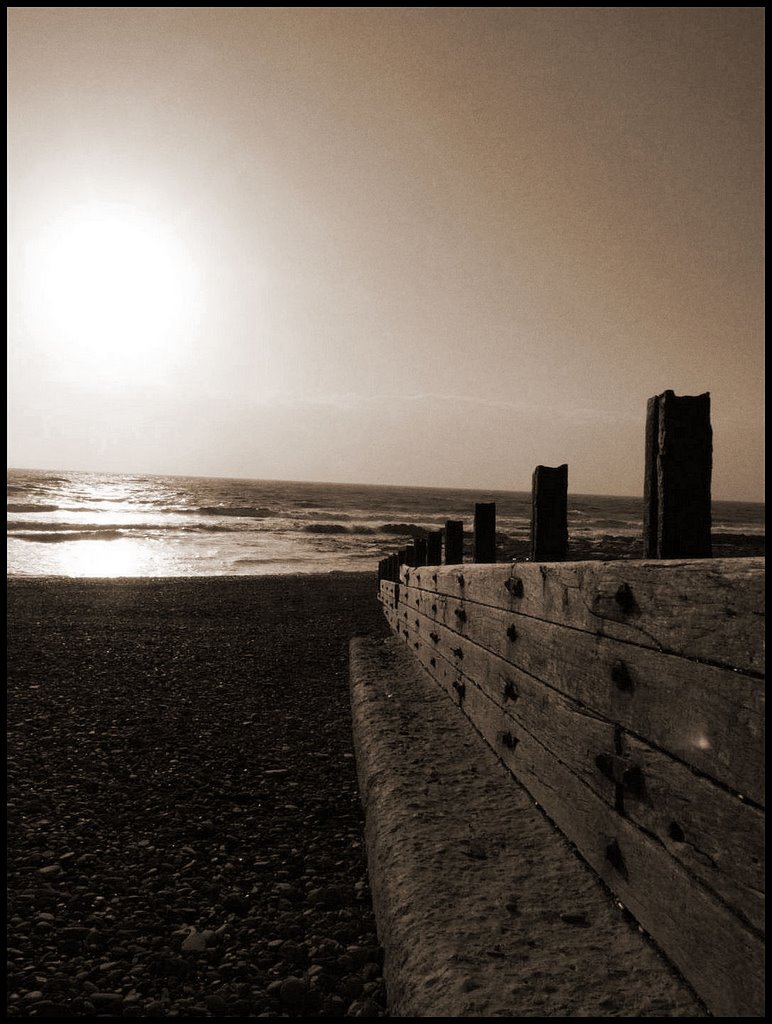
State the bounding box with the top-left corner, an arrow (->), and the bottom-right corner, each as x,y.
8,574 -> 390,1018
6,527 -> 766,585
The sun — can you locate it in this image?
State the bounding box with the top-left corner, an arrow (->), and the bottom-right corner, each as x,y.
27,200 -> 196,385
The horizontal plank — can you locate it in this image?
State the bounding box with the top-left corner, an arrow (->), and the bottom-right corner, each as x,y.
382,606 -> 765,1017
621,735 -> 765,933
401,557 -> 765,675
387,604 -> 618,807
458,679 -> 765,1017
395,583 -> 765,805
391,601 -> 765,933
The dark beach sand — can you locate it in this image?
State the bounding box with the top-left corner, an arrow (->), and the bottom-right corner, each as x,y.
7,573 -> 390,1018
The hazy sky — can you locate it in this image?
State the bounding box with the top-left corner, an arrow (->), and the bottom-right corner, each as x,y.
7,8 -> 765,499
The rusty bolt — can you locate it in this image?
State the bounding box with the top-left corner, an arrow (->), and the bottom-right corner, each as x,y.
605,839 -> 625,873
611,660 -> 633,691
614,583 -> 636,614
503,680 -> 519,702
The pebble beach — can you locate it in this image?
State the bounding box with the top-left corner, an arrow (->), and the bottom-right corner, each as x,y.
7,574 -> 390,1018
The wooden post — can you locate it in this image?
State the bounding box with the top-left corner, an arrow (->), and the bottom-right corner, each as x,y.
397,549 -> 408,580
415,538 -> 428,566
644,391 -> 712,558
427,530 -> 442,565
405,546 -> 416,567
386,553 -> 396,581
531,465 -> 568,561
444,520 -> 464,564
474,503 -> 497,563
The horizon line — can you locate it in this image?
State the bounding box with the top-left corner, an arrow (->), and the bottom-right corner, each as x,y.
6,465 -> 765,506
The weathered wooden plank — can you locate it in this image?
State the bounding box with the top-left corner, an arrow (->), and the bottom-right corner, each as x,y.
383,604 -> 764,1016
393,597 -> 765,930
381,578 -> 766,1014
402,558 -> 765,676
394,603 -> 617,806
397,583 -> 765,804
453,680 -> 764,1017
644,390 -> 712,559
621,734 -> 765,933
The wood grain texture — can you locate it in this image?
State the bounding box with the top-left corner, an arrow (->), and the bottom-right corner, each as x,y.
395,582 -> 764,804
401,558 -> 764,675
380,599 -> 765,1017
644,390 -> 712,559
621,734 -> 765,933
387,596 -> 765,932
531,464 -> 568,561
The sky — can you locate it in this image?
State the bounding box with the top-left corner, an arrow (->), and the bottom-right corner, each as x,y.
7,7 -> 765,500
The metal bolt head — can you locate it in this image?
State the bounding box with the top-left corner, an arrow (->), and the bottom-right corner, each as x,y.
611,660 -> 633,691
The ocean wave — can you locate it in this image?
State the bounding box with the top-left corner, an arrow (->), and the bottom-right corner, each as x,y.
198,505 -> 275,518
7,503 -> 62,513
233,555 -> 310,565
12,530 -> 125,544
379,523 -> 430,538
301,523 -> 377,535
7,521 -> 238,538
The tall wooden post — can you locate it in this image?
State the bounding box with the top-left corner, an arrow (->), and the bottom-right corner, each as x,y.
389,553 -> 399,581
414,538 -> 428,566
531,465 -> 568,561
444,521 -> 464,564
474,503 -> 496,563
644,391 -> 712,558
427,530 -> 443,566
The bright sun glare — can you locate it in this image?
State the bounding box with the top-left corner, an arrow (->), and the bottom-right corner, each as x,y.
27,201 -> 195,384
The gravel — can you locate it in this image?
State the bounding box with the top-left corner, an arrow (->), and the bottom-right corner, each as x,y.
7,574 -> 391,1018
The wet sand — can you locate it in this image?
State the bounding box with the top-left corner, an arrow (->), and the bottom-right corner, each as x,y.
7,574 -> 390,1018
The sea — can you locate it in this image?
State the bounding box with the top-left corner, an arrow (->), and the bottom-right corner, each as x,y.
7,468 -> 765,578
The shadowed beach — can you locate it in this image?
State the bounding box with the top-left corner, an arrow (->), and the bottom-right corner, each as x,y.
7,573 -> 390,1018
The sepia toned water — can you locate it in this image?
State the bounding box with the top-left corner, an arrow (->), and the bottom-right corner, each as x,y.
7,468 -> 765,577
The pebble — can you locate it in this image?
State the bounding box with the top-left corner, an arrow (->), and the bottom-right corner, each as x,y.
280,976 -> 308,1011
204,994 -> 228,1013
7,577 -> 390,1018
181,929 -> 207,953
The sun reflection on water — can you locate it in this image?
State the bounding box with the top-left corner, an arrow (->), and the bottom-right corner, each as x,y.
36,538 -> 166,578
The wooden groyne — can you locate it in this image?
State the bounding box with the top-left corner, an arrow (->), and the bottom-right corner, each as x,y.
372,392 -> 765,1016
